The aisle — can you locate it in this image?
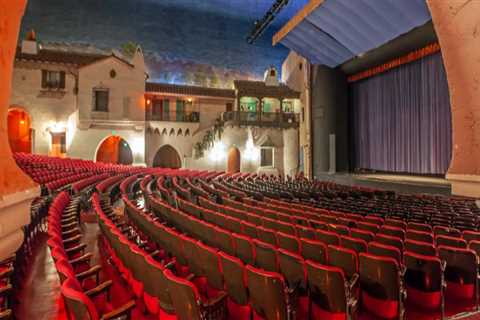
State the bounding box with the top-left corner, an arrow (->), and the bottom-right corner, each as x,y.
14,222 -> 102,320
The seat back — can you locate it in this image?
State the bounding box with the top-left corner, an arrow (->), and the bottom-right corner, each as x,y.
277,249 -> 307,293
233,233 -> 255,265
257,226 -> 278,246
300,238 -> 327,264
164,269 -> 203,320
196,242 -> 223,290
253,239 -> 278,272
213,227 -> 236,256
350,228 -> 375,243
306,260 -> 347,317
359,253 -> 401,319
315,229 -> 340,246
438,246 -> 478,301
405,240 -> 436,256
368,242 -> 401,264
406,230 -> 434,244
403,251 -> 443,310
61,278 -> 98,320
327,245 -> 358,279
277,232 -> 300,253
375,234 -> 404,252
436,235 -> 467,249
341,236 -> 367,254
218,252 -> 249,306
143,255 -> 175,314
408,222 -> 432,233
246,265 -> 288,320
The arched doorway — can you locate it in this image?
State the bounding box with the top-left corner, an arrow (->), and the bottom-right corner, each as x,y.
96,136 -> 133,165
153,145 -> 181,168
7,108 -> 32,153
227,147 -> 241,173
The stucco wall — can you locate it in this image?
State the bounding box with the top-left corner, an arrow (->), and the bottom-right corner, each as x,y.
78,54 -> 146,122
10,61 -> 77,154
68,127 -> 145,165
282,51 -> 311,177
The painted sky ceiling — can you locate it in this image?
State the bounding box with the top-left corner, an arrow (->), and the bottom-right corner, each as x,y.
20,0 -> 309,88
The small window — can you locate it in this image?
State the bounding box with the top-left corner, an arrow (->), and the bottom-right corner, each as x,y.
299,63 -> 303,71
270,69 -> 276,77
93,89 -> 109,112
260,148 -> 274,167
42,70 -> 65,89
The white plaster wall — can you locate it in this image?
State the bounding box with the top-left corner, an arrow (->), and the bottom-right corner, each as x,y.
68,128 -> 145,165
78,56 -> 146,122
10,61 -> 78,155
283,128 -> 300,177
282,51 -> 310,176
185,126 -> 293,175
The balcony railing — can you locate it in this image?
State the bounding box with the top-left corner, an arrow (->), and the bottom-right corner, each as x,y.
147,111 -> 200,123
223,111 -> 299,128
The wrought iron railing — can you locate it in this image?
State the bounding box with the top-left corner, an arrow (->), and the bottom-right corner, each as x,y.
147,111 -> 200,123
222,111 -> 299,128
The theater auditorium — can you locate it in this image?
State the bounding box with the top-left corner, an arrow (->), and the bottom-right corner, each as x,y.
1,0 -> 480,319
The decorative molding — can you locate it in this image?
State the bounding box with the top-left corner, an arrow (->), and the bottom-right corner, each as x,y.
348,43 -> 441,82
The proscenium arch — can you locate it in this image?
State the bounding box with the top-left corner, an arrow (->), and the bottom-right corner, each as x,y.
7,107 -> 32,153
95,135 -> 133,165
152,145 -> 182,168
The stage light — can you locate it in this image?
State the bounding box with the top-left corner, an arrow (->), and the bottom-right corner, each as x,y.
209,142 -> 226,162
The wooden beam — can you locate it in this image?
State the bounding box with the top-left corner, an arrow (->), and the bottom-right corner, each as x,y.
272,0 -> 324,46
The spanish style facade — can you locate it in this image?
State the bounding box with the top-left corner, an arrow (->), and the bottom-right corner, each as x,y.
9,33 -> 303,176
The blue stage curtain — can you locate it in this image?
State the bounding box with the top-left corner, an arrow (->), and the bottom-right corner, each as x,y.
350,51 -> 452,175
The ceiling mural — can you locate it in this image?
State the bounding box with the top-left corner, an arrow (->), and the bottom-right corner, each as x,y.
20,0 -> 309,88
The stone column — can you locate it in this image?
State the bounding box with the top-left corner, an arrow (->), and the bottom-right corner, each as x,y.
0,0 -> 40,260
427,0 -> 480,197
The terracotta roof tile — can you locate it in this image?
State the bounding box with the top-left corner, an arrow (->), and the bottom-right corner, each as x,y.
233,80 -> 300,99
146,82 -> 235,99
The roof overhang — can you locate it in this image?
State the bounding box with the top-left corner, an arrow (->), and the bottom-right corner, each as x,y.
273,0 -> 432,68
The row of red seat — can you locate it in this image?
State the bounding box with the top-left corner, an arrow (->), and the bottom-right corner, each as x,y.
47,191 -> 136,320
153,175 -> 480,318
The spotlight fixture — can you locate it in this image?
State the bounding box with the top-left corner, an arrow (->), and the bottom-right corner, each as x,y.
247,0 -> 290,44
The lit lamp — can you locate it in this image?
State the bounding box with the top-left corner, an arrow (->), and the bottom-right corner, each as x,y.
209,142 -> 226,170
243,138 -> 259,161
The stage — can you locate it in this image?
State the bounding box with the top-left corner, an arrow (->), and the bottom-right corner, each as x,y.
315,172 -> 452,196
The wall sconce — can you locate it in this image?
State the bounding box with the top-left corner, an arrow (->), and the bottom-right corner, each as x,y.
146,98 -> 152,106
48,123 -> 66,133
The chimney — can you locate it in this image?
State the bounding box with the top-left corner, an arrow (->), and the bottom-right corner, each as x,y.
264,66 -> 279,87
21,30 -> 38,55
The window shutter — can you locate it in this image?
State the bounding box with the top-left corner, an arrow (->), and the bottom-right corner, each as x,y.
41,70 -> 47,88
60,71 -> 66,89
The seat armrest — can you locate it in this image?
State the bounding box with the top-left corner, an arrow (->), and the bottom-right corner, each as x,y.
62,227 -> 80,238
202,291 -> 228,308
0,309 -> 12,320
0,267 -> 13,280
63,234 -> 82,246
0,284 -> 12,296
62,221 -> 77,229
85,280 -> 113,299
69,253 -> 93,266
77,265 -> 102,284
149,250 -> 160,258
65,243 -> 87,256
100,300 -> 135,320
